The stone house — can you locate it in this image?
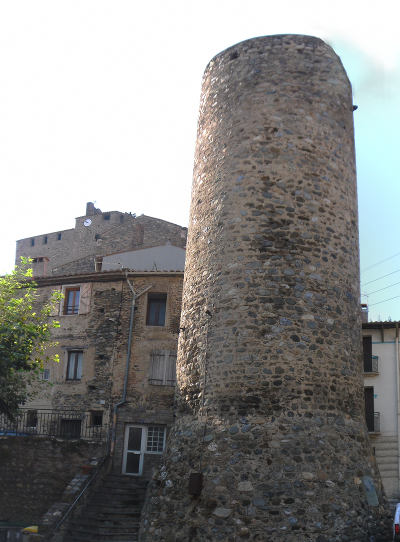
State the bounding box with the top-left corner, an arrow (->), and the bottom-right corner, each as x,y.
362,305 -> 400,508
13,203 -> 187,478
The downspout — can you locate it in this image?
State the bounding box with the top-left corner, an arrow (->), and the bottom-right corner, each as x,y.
396,321 -> 400,498
110,274 -> 153,459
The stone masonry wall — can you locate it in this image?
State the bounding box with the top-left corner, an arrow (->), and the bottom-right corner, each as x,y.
15,209 -> 133,274
111,274 -> 183,474
0,436 -> 105,525
139,35 -> 392,542
16,210 -> 187,278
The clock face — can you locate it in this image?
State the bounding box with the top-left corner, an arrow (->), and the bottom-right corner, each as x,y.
84,219 -> 92,227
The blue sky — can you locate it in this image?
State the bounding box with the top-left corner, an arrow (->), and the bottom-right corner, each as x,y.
0,0 -> 399,322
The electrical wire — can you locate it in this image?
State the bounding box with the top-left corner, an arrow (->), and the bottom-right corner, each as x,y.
361,252 -> 400,273
369,294 -> 400,307
361,269 -> 400,287
365,280 -> 400,296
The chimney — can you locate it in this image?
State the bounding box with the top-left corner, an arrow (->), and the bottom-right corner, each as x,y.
86,202 -> 95,216
361,303 -> 369,323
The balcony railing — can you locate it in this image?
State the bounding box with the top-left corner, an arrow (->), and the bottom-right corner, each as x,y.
366,411 -> 380,433
364,355 -> 379,374
0,409 -> 106,441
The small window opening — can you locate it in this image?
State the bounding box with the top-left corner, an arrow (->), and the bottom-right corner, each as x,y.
26,410 -> 38,428
42,369 -> 50,380
44,236 -> 48,244
104,214 -> 110,220
91,412 -> 103,426
60,419 -> 82,438
146,426 -> 165,452
57,233 -> 62,240
31,238 -> 35,246
63,287 -> 80,315
146,294 -> 167,326
66,351 -> 83,380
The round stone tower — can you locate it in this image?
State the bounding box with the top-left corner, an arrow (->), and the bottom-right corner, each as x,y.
139,35 -> 391,542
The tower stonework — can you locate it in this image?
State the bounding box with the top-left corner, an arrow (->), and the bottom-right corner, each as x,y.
139,35 -> 392,542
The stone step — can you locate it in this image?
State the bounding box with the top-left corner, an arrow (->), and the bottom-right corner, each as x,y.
69,525 -> 139,538
78,513 -> 141,522
90,497 -> 144,508
72,518 -> 140,527
64,537 -> 138,542
64,473 -> 148,542
95,488 -> 147,496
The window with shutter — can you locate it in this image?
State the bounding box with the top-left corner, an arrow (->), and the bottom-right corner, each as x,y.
66,351 -> 83,380
59,283 -> 92,315
149,350 -> 177,386
51,286 -> 61,316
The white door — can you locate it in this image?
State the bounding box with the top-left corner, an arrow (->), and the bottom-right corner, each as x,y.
122,425 -> 146,475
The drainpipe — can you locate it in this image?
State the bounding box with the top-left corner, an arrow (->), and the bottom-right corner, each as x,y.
110,274 -> 153,459
396,322 -> 400,498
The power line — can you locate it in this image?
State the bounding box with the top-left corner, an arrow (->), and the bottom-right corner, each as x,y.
369,294 -> 400,307
366,280 -> 400,296
361,252 -> 400,273
361,269 -> 400,287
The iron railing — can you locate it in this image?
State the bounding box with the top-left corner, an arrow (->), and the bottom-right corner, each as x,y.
364,355 -> 379,374
0,409 -> 106,440
366,411 -> 380,433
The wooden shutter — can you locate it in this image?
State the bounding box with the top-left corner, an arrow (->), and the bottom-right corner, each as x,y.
150,350 -> 166,385
79,283 -> 92,314
50,285 -> 61,316
165,350 -> 177,386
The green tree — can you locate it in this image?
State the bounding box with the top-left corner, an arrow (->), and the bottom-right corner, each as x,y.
0,260 -> 61,419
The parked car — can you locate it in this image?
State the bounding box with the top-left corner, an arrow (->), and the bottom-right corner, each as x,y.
393,503 -> 400,541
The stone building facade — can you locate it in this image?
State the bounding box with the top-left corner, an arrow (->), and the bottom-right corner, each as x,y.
16,201 -> 187,276
139,35 -> 392,542
14,205 -> 187,479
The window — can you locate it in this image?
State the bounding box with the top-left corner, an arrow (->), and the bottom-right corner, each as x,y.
146,426 -> 166,452
64,287 -> 80,315
31,238 -> 35,246
67,351 -> 83,380
57,233 -> 62,240
42,369 -> 50,380
149,349 -> 177,386
44,236 -> 48,244
61,283 -> 92,316
26,410 -> 38,428
91,412 -> 103,426
60,419 -> 82,438
104,214 -> 110,220
146,294 -> 167,326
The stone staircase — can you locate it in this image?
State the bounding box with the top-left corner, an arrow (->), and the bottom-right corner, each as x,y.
63,474 -> 149,542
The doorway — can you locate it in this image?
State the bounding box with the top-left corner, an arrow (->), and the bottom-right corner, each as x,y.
122,425 -> 166,475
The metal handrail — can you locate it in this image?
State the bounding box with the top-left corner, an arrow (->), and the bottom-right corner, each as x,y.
0,409 -> 106,441
52,455 -> 109,535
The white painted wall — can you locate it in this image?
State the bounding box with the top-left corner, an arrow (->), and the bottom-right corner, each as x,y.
363,326 -> 400,501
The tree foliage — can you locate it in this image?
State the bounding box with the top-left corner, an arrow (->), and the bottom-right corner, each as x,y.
0,260 -> 61,419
